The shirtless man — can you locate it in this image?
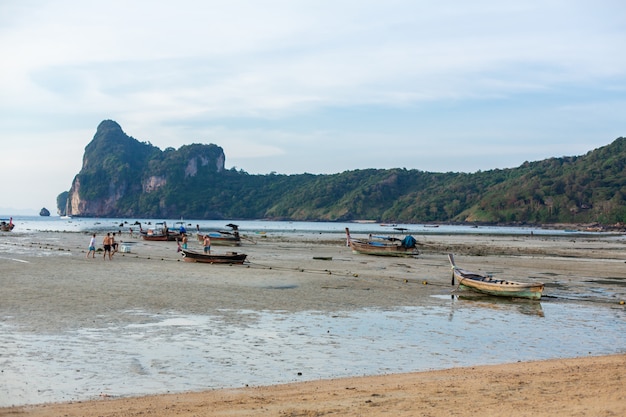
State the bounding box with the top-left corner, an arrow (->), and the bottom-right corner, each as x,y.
203,234 -> 211,254
103,233 -> 112,260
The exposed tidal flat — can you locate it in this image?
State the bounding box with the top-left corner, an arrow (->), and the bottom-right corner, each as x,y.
1,217 -> 625,415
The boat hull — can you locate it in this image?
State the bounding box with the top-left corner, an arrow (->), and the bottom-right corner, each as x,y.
198,233 -> 241,246
0,218 -> 14,232
345,227 -> 418,257
181,249 -> 247,264
348,240 -> 418,257
455,273 -> 544,299
141,234 -> 169,241
141,232 -> 181,241
449,254 -> 543,300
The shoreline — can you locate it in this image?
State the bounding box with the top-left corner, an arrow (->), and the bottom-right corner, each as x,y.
5,354 -> 626,416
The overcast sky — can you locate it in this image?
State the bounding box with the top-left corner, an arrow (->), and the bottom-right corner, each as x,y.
1,0 -> 624,214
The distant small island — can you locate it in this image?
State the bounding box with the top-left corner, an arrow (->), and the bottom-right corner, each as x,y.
39,207 -> 50,216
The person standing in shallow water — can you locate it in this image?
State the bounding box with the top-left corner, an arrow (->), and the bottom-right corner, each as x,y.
86,233 -> 96,258
103,233 -> 112,260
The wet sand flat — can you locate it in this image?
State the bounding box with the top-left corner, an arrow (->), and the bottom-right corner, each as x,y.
1,230 -> 625,415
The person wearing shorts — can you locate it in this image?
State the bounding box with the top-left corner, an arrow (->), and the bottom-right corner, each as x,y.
103,233 -> 112,260
203,234 -> 211,254
86,233 -> 96,258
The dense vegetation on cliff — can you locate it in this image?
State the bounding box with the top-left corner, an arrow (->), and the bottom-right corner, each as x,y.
59,120 -> 626,224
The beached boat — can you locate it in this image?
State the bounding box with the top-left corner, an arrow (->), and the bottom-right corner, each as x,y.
448,254 -> 544,300
141,232 -> 170,241
197,223 -> 241,246
0,217 -> 14,231
345,228 -> 418,257
140,222 -> 182,241
181,249 -> 247,264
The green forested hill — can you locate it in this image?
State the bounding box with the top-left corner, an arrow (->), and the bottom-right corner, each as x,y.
60,120 -> 626,225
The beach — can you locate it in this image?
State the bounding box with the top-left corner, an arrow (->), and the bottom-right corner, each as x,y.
9,354 -> 626,417
1,228 -> 625,415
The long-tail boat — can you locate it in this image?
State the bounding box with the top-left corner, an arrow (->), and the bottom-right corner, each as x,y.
181,249 -> 247,264
197,223 -> 241,246
0,217 -> 14,232
448,254 -> 544,300
345,227 -> 418,257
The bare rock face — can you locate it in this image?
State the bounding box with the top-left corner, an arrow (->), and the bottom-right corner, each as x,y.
64,120 -> 226,217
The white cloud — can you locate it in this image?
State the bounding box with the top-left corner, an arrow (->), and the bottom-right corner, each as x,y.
1,0 -> 625,210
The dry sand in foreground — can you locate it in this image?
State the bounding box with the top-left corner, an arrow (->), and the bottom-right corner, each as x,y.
7,354 -> 626,417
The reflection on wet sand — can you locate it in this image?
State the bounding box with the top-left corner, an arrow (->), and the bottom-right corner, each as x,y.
451,294 -> 544,317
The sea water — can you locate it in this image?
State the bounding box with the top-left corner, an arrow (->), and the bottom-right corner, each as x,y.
1,301 -> 625,407
0,215 -> 607,236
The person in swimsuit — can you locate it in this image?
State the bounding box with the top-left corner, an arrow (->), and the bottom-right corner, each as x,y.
103,233 -> 112,260
203,234 -> 211,254
181,233 -> 188,250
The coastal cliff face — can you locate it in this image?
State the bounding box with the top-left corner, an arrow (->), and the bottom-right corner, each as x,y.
65,120 -> 225,218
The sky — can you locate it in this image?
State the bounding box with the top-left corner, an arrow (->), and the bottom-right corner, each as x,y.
1,0 -> 625,214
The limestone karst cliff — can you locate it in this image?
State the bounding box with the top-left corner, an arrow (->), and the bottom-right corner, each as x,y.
64,120 -> 226,218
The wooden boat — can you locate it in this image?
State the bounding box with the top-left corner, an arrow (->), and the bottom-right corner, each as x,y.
141,233 -> 170,241
448,254 -> 544,300
181,249 -> 247,264
0,217 -> 14,232
140,222 -> 181,241
345,228 -> 418,257
197,223 -> 241,246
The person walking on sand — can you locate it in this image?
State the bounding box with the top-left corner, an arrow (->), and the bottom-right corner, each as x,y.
203,234 -> 211,254
86,233 -> 96,258
103,233 -> 112,260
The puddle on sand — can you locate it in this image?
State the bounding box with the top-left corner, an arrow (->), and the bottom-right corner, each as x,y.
1,299 -> 625,407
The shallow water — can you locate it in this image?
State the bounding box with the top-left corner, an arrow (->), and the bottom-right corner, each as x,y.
2,298 -> 625,407
4,215 -> 609,236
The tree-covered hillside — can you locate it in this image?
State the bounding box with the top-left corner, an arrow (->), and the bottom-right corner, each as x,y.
60,121 -> 626,225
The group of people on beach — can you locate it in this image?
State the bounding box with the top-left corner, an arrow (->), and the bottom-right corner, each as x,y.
86,227 -> 211,259
86,232 -> 119,259
176,233 -> 211,253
